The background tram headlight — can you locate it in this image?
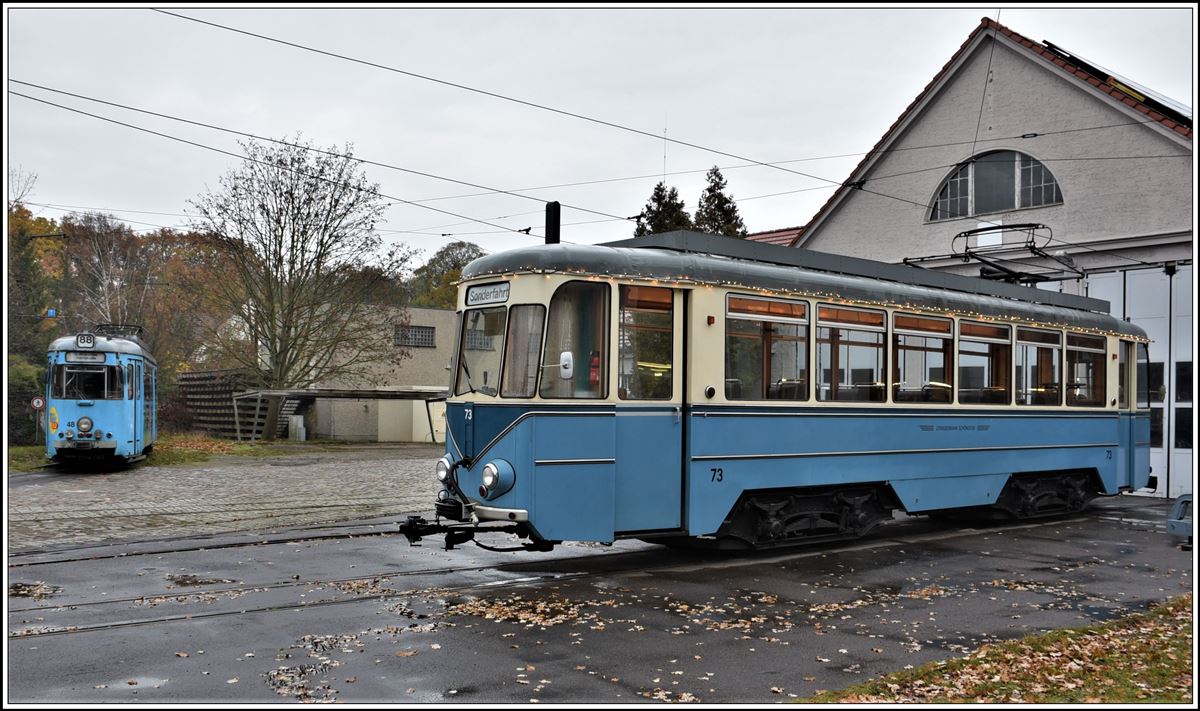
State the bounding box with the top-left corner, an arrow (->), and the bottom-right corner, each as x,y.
77,417 -> 93,433
65,429 -> 75,439
434,456 -> 452,483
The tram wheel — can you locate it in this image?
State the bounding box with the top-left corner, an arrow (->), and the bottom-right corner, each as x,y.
716,485 -> 896,550
993,470 -> 1098,519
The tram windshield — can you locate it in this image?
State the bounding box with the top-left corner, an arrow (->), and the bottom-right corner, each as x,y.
454,281 -> 610,400
455,307 -> 507,396
54,364 -> 124,400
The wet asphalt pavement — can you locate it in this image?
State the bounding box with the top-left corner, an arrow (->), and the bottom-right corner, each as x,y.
7,495 -> 1191,703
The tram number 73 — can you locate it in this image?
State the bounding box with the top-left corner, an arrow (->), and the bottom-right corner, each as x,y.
711,467 -> 724,483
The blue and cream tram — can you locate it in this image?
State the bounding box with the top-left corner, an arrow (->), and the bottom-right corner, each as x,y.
401,232 -> 1152,551
45,324 -> 157,465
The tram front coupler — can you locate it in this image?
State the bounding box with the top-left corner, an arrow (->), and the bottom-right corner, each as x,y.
398,515 -> 554,552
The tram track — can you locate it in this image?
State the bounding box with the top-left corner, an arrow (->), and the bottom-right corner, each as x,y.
7,565 -> 452,614
8,497 -> 428,521
7,525 -> 414,568
0,517 -> 1032,638
9,504 -> 1164,641
11,500 -> 1152,569
6,553 -> 643,639
0,520 -> 1037,640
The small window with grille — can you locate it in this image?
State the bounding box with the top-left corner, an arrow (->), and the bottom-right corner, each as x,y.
395,324 -> 436,348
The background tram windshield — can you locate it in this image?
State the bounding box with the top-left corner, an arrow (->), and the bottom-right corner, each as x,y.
54,365 -> 124,400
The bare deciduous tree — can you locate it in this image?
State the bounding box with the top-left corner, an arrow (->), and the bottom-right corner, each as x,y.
190,136 -> 414,388
8,165 -> 38,209
61,212 -> 165,331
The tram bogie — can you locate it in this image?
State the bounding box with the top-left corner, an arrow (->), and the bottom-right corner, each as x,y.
399,231 -> 1152,552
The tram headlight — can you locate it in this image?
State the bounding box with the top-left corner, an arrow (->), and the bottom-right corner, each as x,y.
435,456 -> 452,483
77,417 -> 93,434
478,459 -> 515,499
482,463 -> 499,489
65,429 -> 75,439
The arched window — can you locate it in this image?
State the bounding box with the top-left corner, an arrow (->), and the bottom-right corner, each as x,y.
929,150 -> 1062,221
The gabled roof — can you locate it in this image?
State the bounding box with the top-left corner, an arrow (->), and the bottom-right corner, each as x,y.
746,226 -> 805,245
790,16 -> 1192,248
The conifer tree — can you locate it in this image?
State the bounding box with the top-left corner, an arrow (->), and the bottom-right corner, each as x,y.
693,167 -> 747,238
634,182 -> 693,237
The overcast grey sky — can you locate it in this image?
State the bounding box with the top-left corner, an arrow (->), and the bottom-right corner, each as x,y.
5,5 -> 1195,265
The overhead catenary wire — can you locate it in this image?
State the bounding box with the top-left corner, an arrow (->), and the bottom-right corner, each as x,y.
14,78 -> 1187,243
148,10 -> 926,202
9,91 -> 541,239
388,116 -> 1185,205
27,138 -> 1188,244
10,79 -> 630,225
151,8 -> 1190,243
22,202 -> 194,233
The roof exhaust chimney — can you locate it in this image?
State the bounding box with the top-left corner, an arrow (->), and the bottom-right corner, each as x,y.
545,201 -> 560,245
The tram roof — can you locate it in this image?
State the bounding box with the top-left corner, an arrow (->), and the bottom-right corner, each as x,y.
49,333 -> 156,362
462,231 -> 1146,339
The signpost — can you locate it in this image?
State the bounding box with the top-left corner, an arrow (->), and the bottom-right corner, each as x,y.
31,396 -> 45,441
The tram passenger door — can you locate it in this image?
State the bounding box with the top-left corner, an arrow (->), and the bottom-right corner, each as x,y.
132,361 -> 143,454
613,286 -> 684,534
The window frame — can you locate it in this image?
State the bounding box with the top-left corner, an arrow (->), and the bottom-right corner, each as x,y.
724,293 -> 810,402
500,304 -> 546,399
892,312 -> 954,404
53,363 -> 125,401
929,150 -> 1063,222
394,324 -> 437,348
538,280 -> 611,400
454,305 -> 508,397
1015,326 -> 1064,407
956,320 -> 1013,406
619,285 -> 675,401
815,303 -> 887,404
1065,332 -> 1108,408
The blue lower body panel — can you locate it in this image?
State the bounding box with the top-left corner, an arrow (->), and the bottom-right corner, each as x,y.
447,404 -> 1139,544
686,408 -> 1126,536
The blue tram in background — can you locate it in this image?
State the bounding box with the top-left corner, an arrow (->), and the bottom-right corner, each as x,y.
401,232 -> 1152,551
45,324 -> 157,465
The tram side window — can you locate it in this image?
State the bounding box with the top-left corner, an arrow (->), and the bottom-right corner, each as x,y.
500,305 -> 546,398
958,322 -> 1011,405
1118,341 -> 1132,409
817,305 -> 885,403
1066,333 -> 1106,407
144,363 -> 153,434
724,296 -> 808,400
540,282 -> 609,399
893,313 -> 953,403
1016,327 -> 1062,406
455,306 -> 506,396
619,286 -> 673,400
1136,343 -> 1151,409
54,365 -> 124,400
